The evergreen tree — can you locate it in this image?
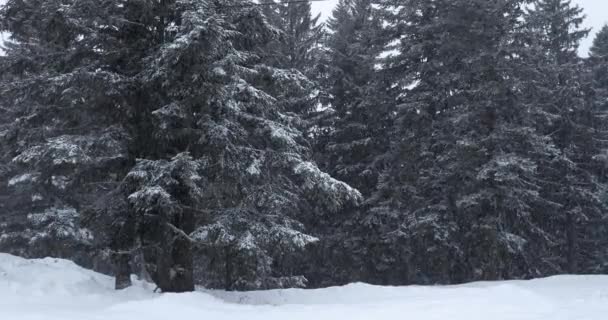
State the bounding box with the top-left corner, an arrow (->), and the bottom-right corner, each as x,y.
0,0 -> 131,273
365,0 -> 561,284
304,0 -> 392,286
256,0 -> 326,131
590,25 -> 608,58
523,0 -> 606,273
320,0 -> 389,197
109,0 -> 361,292
261,0 -> 324,77
586,25 -> 608,272
590,25 -> 608,119
0,0 -> 361,292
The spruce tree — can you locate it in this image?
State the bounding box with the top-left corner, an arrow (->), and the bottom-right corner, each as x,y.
590,25 -> 608,119
320,0 -> 389,197
109,0 -> 361,292
256,0 -> 326,133
590,25 -> 608,58
261,0 -> 324,77
1,0 -> 361,292
303,0 -> 391,286
365,0 -> 560,284
0,0 -> 131,272
523,0 -> 606,273
586,25 -> 608,272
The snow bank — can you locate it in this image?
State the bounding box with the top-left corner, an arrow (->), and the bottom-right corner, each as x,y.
2,253 -> 608,320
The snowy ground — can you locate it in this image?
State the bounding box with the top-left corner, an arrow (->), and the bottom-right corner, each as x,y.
2,253 -> 608,320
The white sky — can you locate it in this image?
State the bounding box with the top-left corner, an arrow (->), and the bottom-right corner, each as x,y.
572,0 -> 608,56
312,0 -> 608,57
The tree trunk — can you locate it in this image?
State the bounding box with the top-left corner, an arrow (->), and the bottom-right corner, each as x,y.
154,210 -> 195,293
114,252 -> 132,290
566,210 -> 577,273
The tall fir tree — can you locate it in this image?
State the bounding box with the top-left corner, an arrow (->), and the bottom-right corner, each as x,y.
0,0 -> 361,292
589,25 -> 608,121
365,0 -> 565,284
523,0 -> 607,273
303,0 -> 392,286
590,25 -> 608,58
0,0 -> 132,273
587,25 -> 608,272
319,0 -> 389,197
261,0 -> 324,77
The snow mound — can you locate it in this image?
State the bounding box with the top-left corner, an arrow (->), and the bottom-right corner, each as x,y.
2,253 -> 608,320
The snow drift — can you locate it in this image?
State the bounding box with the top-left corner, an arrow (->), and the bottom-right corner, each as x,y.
1,253 -> 608,320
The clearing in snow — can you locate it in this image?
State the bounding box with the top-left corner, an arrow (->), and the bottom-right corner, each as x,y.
1,253 -> 608,320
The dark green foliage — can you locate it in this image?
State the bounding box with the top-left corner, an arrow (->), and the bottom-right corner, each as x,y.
261,0 -> 324,76
586,25 -> 608,272
2,0 -> 608,291
319,0 -> 389,197
257,0 -> 325,124
591,25 -> 608,59
304,0 -> 393,287
0,0 -> 130,273
364,0 -> 548,284
590,25 -> 608,118
358,0 -> 607,285
122,154 -> 201,292
523,0 -> 607,273
0,0 -> 361,292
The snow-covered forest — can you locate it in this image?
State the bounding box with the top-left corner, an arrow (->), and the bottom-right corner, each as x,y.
1,0 -> 608,300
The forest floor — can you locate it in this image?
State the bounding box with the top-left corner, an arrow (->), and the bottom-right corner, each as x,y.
1,253 -> 607,320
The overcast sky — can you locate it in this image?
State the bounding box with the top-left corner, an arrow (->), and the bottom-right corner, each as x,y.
312,0 -> 608,57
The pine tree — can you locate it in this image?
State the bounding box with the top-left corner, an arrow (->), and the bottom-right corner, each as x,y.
299,0 -> 391,286
586,25 -> 608,272
261,0 -> 324,77
1,0 -> 361,292
256,0 -> 326,130
364,0 -> 562,284
590,25 -> 608,119
591,25 -> 608,58
0,0 -> 131,272
523,0 -> 606,273
109,0 -> 361,292
320,0 -> 389,197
